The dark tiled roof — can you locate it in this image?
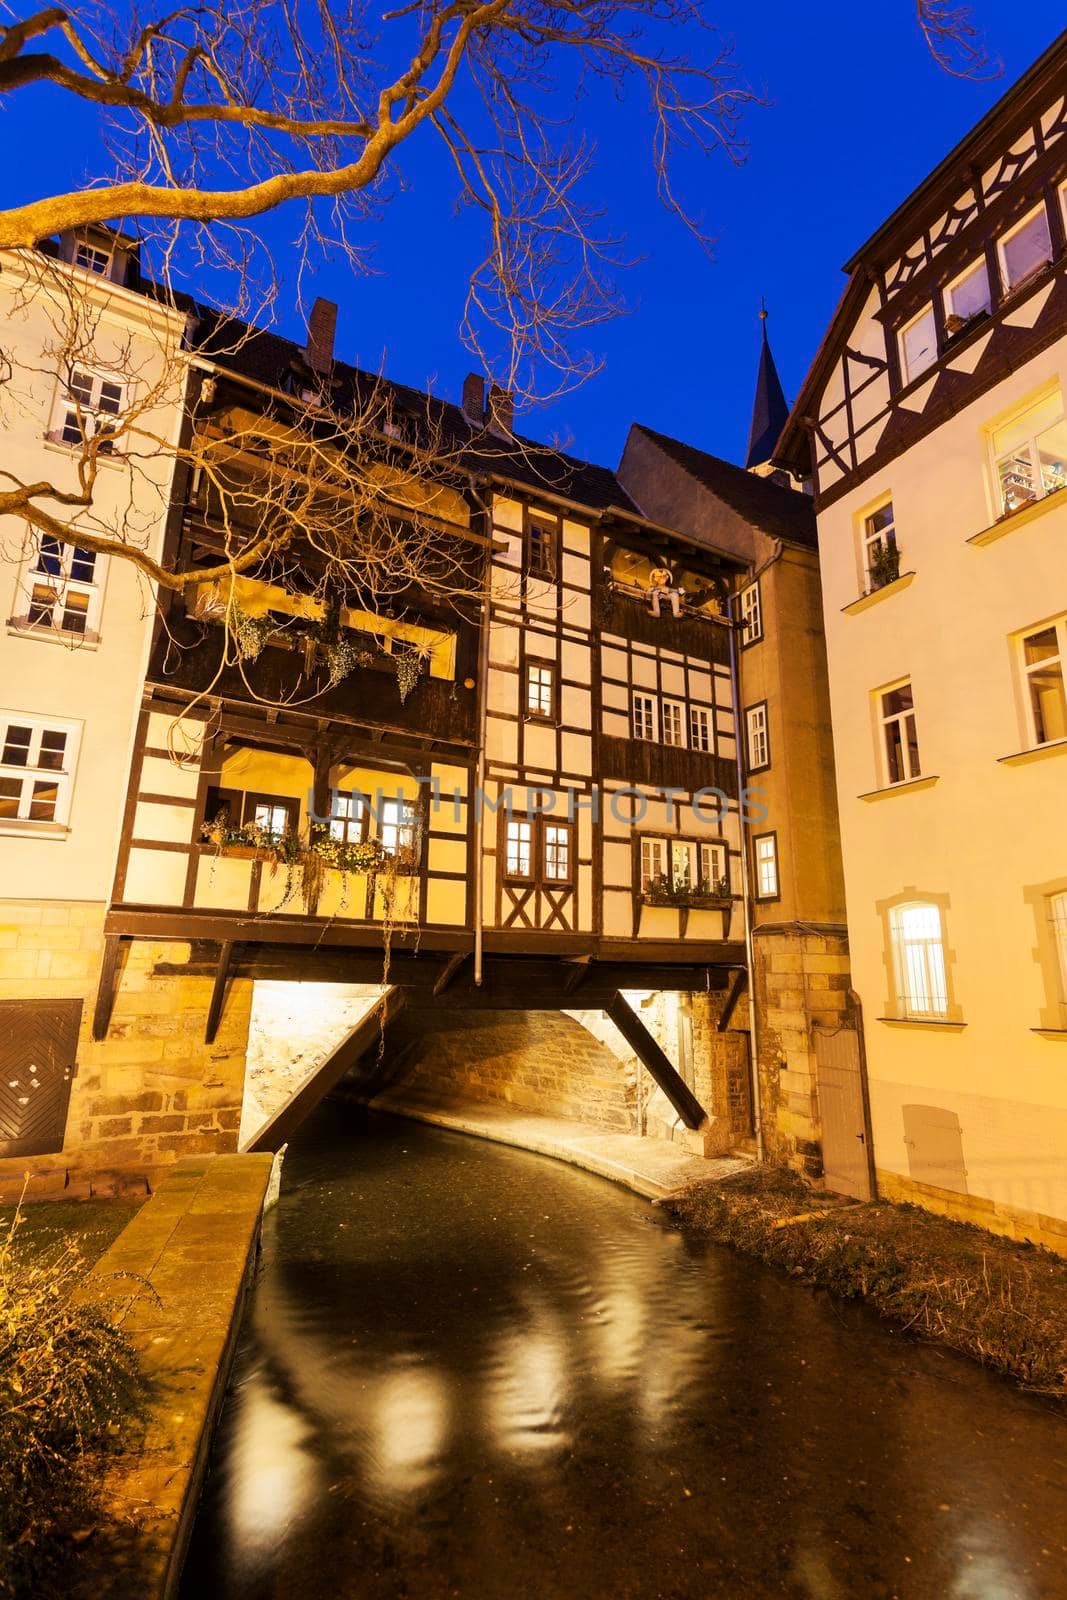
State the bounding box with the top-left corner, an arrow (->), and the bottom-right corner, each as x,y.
745,322 -> 790,469
631,424 -> 818,549
189,308 -> 641,517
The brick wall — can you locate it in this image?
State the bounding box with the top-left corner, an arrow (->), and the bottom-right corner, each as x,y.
753,926 -> 852,1172
0,901 -> 251,1193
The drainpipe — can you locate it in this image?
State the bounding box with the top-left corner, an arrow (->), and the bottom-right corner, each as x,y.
472,488 -> 493,987
728,600 -> 764,1163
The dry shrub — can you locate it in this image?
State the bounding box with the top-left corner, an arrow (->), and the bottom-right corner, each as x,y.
0,1204 -> 148,1598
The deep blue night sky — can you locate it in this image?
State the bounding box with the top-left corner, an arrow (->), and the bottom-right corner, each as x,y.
4,3 -> 1064,470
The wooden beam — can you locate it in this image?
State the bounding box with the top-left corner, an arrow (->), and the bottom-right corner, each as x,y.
563,955 -> 593,996
91,935 -> 124,1042
605,991 -> 706,1130
205,941 -> 239,1044
432,952 -> 469,997
246,987 -> 406,1153
718,968 -> 748,1033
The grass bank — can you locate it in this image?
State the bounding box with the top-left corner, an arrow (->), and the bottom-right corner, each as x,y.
663,1167 -> 1067,1397
0,1196 -> 149,1598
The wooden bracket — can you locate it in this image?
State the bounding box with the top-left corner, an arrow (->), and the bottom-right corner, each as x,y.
606,990 -> 706,1130
205,940 -> 240,1044
717,968 -> 748,1033
432,952 -> 469,997
92,935 -> 124,1042
563,954 -> 593,996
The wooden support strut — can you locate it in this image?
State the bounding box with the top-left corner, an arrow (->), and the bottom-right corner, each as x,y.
91,935 -> 124,1042
605,990 -> 707,1131
717,968 -> 748,1033
205,940 -> 240,1044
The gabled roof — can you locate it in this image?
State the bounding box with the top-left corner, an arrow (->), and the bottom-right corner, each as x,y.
745,318 -> 790,469
630,424 -> 818,549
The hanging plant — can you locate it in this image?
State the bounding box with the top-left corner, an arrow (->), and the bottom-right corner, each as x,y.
231,607 -> 273,663
325,633 -> 364,688
394,649 -> 423,704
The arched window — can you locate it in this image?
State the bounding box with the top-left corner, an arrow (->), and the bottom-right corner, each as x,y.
889,902 -> 948,1019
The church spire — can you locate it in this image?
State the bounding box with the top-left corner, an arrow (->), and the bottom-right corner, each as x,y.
745,302 -> 790,473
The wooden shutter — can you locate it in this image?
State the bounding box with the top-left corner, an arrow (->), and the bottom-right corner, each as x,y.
0,999 -> 81,1158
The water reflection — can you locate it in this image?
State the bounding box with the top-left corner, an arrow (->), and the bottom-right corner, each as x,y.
183,1107 -> 1067,1600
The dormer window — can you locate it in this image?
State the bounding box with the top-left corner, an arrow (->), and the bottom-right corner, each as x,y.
74,240 -> 113,277
899,306 -> 937,385
998,204 -> 1052,293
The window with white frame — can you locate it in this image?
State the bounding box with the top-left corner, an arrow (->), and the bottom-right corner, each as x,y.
526,511 -> 558,579
990,390 -> 1067,515
379,797 -> 420,859
13,536 -> 102,638
640,835 -> 667,890
671,838 -> 726,895
506,818 -> 532,877
944,259 -> 991,332
1020,620 -> 1067,746
74,239 -> 113,276
1049,891 -> 1067,1005
250,797 -> 295,836
862,500 -> 900,590
662,700 -> 685,748
880,681 -> 922,785
544,823 -> 571,882
998,204 -> 1053,292
746,703 -> 770,771
0,714 -> 80,827
753,833 -> 779,900
889,901 -> 949,1018
525,660 -> 555,719
689,706 -> 711,752
899,305 -> 937,385
328,791 -> 367,843
52,367 -> 124,452
739,581 -> 762,645
632,692 -> 657,741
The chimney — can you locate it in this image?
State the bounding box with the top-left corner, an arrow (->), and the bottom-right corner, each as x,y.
306,297 -> 337,375
462,371 -> 485,426
487,382 -> 513,437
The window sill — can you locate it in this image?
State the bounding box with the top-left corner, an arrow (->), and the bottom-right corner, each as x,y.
41,438 -> 124,469
967,484 -> 1067,547
0,821 -> 70,840
858,774 -> 939,802
6,623 -> 101,650
877,1016 -> 966,1031
841,571 -> 916,614
998,738 -> 1067,767
1032,1028 -> 1067,1039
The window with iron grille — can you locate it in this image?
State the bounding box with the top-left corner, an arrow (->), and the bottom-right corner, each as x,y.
13,537 -> 101,639
0,714 -> 80,827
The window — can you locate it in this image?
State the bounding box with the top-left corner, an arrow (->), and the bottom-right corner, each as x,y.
250,798 -> 294,836
1050,892 -> 1067,1005
662,700 -> 685,748
632,692 -> 656,741
525,660 -> 556,720
899,305 -> 937,384
204,787 -> 299,839
998,205 -> 1052,292
14,537 -> 101,638
379,798 -> 420,859
689,707 -> 711,753
640,836 -> 667,890
74,240 -> 112,276
746,703 -> 770,772
328,791 -> 367,843
0,714 -> 79,826
53,367 -> 123,452
990,391 -> 1067,515
889,902 -> 948,1019
526,511 -> 558,579
944,260 -> 991,332
506,818 -> 532,877
753,833 -> 779,900
739,581 -> 762,645
1020,621 -> 1067,746
544,823 -> 572,882
862,501 -> 900,590
880,681 -> 921,785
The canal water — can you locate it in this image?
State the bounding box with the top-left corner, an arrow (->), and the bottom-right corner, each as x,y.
182,1103 -> 1067,1600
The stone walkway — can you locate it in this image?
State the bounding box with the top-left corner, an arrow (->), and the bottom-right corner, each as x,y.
367,1086 -> 750,1199
74,1153 -> 274,1600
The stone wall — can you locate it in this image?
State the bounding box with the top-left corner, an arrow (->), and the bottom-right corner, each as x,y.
0,900 -> 251,1193
355,1007 -> 638,1131
752,925 -> 852,1173
241,980 -> 383,1146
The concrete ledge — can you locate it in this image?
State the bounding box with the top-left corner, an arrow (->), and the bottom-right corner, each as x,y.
367,1088 -> 749,1200
72,1153 -> 274,1599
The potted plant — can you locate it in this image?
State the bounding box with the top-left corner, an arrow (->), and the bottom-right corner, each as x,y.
868,540 -> 901,591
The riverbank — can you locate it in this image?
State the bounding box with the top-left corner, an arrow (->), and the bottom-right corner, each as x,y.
663,1166 -> 1067,1397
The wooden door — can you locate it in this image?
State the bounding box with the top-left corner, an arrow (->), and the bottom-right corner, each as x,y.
0,1000 -> 81,1159
814,1024 -> 872,1201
